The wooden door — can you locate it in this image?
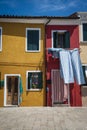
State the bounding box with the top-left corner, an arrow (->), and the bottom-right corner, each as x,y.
6,76 -> 19,105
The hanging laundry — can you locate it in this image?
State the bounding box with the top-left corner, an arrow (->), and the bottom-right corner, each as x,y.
48,48 -> 85,85
59,50 -> 74,84
70,48 -> 85,85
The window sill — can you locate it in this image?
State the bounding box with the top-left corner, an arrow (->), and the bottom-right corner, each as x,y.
81,85 -> 87,88
25,50 -> 40,53
80,41 -> 87,44
26,89 -> 42,92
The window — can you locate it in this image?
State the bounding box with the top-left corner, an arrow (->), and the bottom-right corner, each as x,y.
26,71 -> 43,90
83,23 -> 87,41
26,28 -> 41,52
82,65 -> 87,85
0,27 -> 2,51
52,30 -> 70,48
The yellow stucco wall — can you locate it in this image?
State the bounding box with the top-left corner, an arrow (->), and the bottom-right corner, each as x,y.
80,42 -> 87,64
80,42 -> 87,107
0,22 -> 46,107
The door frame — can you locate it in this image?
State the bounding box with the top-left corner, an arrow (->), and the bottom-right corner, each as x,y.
4,74 -> 20,107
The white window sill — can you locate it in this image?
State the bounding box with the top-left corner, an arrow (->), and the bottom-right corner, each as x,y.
80,41 -> 87,43
81,85 -> 87,88
25,50 -> 40,53
26,89 -> 41,91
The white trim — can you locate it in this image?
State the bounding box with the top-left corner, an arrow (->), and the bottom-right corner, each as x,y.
4,74 -> 21,107
48,19 -> 79,25
0,18 -> 79,25
25,28 -> 41,52
79,24 -> 83,42
0,27 -> 2,51
26,70 -> 41,91
51,30 -> 68,48
80,22 -> 87,42
0,18 -> 47,24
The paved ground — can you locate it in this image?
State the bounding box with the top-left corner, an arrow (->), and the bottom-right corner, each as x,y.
0,107 -> 87,130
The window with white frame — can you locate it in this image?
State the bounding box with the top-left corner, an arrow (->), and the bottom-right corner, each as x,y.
52,30 -> 70,48
82,65 -> 87,85
26,71 -> 43,90
0,27 -> 2,51
26,28 -> 41,52
83,23 -> 87,41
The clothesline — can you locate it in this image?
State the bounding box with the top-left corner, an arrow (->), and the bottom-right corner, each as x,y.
46,47 -> 81,52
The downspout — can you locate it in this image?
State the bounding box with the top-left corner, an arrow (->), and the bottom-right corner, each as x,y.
44,18 -> 51,106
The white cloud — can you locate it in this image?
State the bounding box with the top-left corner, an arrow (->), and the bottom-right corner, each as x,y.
37,0 -> 78,12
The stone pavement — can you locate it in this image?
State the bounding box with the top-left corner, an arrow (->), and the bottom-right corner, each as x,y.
0,107 -> 87,130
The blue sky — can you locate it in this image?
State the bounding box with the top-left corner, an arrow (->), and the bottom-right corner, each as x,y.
0,0 -> 87,16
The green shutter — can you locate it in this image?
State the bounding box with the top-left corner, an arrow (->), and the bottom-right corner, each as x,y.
27,30 -> 39,51
83,24 -> 87,41
64,31 -> 70,48
0,80 -> 4,88
19,77 -> 23,94
28,73 -> 32,89
38,72 -> 43,89
53,32 -> 58,48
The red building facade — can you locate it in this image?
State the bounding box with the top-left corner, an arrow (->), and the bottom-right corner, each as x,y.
46,23 -> 82,106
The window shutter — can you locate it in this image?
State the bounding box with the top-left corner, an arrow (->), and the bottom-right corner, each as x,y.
82,66 -> 87,85
83,24 -> 87,41
27,30 -> 39,51
53,32 -> 58,48
28,73 -> 32,89
38,72 -> 43,89
64,31 -> 70,48
0,80 -> 4,87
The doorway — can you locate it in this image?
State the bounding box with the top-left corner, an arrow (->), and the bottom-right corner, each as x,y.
51,69 -> 69,106
4,74 -> 20,106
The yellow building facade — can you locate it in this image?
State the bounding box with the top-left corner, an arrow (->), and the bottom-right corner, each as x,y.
0,17 -> 46,107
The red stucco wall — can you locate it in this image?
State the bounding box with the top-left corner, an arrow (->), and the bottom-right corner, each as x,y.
46,25 -> 82,106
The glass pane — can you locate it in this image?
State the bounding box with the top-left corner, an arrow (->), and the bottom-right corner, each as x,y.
82,66 -> 87,85
32,73 -> 39,89
27,30 -> 39,51
83,24 -> 87,41
28,72 -> 42,89
58,33 -> 64,48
